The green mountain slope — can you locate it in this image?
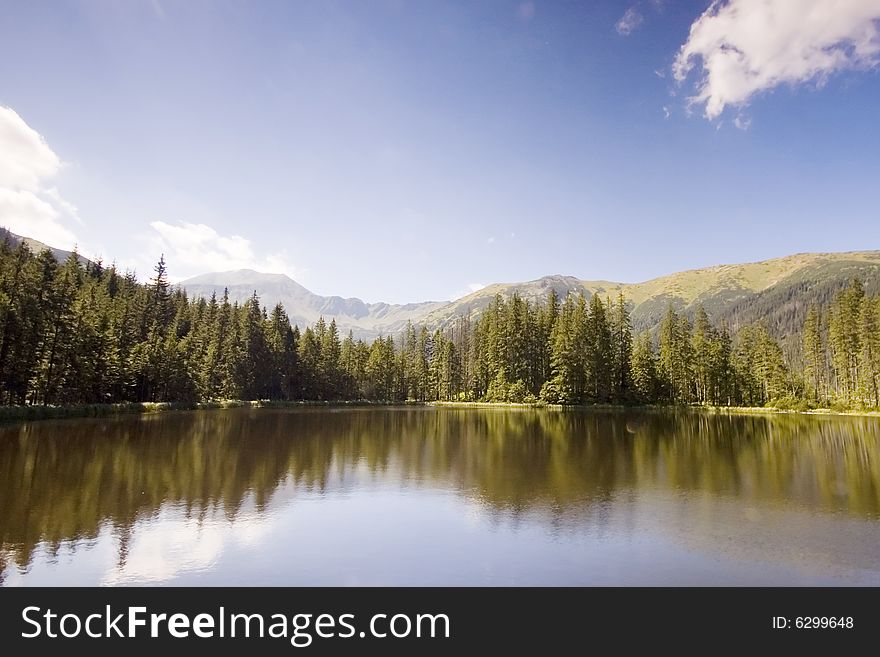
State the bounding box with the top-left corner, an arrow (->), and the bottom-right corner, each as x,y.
180,251 -> 880,342
8,226 -> 879,346
424,251 -> 880,340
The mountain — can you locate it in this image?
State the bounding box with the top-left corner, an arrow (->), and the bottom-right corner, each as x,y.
424,251 -> 880,360
180,251 -> 880,343
1,227 -> 91,266
179,270 -> 447,339
5,227 -> 878,344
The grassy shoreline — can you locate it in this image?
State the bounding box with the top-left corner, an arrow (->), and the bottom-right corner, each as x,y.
2,399 -> 880,425
428,400 -> 880,417
0,399 -> 388,425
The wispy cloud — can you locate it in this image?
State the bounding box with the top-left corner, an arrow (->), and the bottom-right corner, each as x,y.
516,1 -> 535,22
145,220 -> 303,282
673,0 -> 880,120
43,186 -> 83,225
616,7 -> 644,36
0,106 -> 81,250
733,114 -> 752,130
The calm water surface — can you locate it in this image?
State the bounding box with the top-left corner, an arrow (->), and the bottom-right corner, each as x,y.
2,407 -> 879,586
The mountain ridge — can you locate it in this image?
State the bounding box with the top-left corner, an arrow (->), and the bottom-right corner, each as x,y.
5,227 -> 878,342
179,250 -> 880,341
179,268 -> 447,338
1,227 -> 92,267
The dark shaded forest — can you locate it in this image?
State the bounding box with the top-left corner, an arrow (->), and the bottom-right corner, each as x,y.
1,237 -> 878,410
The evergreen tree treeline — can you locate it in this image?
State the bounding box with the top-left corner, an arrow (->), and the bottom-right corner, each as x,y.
1,240 -> 879,409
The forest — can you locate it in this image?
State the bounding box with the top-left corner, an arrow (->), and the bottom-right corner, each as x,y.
1,237 -> 879,411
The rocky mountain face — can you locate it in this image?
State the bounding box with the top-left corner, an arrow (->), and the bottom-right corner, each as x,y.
178,270 -> 447,339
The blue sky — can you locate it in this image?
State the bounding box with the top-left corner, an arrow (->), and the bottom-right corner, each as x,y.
1,0 -> 879,302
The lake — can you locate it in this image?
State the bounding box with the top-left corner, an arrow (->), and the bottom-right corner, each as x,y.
1,406 -> 879,586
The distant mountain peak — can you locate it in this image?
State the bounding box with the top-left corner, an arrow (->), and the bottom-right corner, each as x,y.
179,268 -> 445,339
181,269 -> 297,285
1,227 -> 91,267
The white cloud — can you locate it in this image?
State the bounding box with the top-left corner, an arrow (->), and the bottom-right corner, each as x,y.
0,106 -> 80,250
0,188 -> 78,248
487,236 -> 495,244
673,0 -> 880,119
733,114 -> 752,130
0,107 -> 60,190
449,282 -> 486,301
146,220 -> 303,281
616,7 -> 644,36
42,186 -> 83,224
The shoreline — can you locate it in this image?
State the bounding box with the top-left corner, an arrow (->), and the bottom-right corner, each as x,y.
428,401 -> 880,418
0,399 -> 385,425
1,399 -> 879,425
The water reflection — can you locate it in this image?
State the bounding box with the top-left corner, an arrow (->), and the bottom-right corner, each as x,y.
1,407 -> 879,585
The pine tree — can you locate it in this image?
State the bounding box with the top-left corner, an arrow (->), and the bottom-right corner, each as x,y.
538,289 -> 559,388
735,323 -> 789,405
238,292 -> 272,399
298,326 -> 321,400
802,304 -> 825,403
859,296 -> 880,406
339,330 -> 358,399
483,295 -> 509,399
505,292 -> 530,389
630,332 -> 658,403
691,305 -> 715,404
659,305 -> 692,403
829,279 -> 864,402
609,292 -> 633,402
715,323 -> 734,406
33,253 -> 83,404
584,294 -> 611,401
366,335 -> 396,401
414,326 -> 431,400
540,293 -> 578,404
320,318 -> 342,400
0,241 -> 38,403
